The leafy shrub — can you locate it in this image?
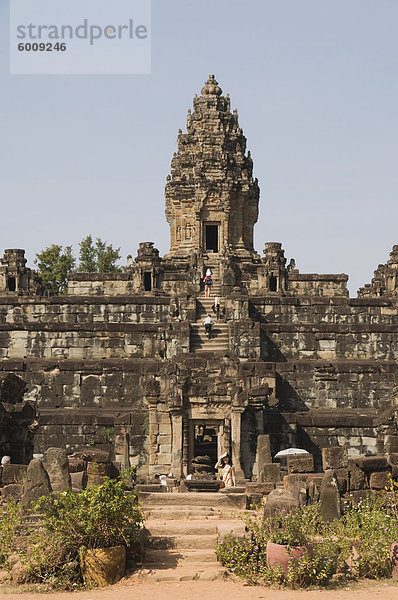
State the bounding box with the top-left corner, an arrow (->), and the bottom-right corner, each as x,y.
263,505 -> 322,546
216,532 -> 284,584
335,491 -> 398,579
216,490 -> 398,587
0,500 -> 21,568
20,475 -> 144,586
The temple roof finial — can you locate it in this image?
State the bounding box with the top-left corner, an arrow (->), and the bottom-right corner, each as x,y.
201,74 -> 222,96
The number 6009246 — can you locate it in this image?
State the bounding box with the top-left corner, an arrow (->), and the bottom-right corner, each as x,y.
18,42 -> 66,51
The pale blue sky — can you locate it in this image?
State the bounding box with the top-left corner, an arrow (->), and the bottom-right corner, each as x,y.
1,0 -> 397,295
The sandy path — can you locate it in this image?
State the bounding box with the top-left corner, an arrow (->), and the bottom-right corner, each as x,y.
0,578 -> 397,600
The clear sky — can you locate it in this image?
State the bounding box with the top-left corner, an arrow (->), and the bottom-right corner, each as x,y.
1,0 -> 397,295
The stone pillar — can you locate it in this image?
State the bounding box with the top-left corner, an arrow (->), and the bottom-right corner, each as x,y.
254,409 -> 264,434
182,418 -> 189,478
148,399 -> 158,474
287,423 -> 297,448
253,434 -> 272,481
223,418 -> 231,457
171,411 -> 183,478
231,409 -> 245,480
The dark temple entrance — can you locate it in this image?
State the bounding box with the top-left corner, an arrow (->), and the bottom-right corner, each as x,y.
190,422 -> 218,470
205,224 -> 219,253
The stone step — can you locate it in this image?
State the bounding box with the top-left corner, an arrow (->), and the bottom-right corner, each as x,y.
191,337 -> 229,345
191,321 -> 229,336
136,563 -> 226,582
196,317 -> 226,324
196,309 -> 223,317
144,548 -> 217,565
140,491 -> 246,509
145,520 -> 220,536
145,519 -> 246,538
196,298 -> 223,309
191,345 -> 229,352
191,341 -> 229,354
191,333 -> 229,340
191,342 -> 229,349
143,509 -> 228,520
191,336 -> 229,344
146,534 -> 216,550
192,343 -> 229,347
192,323 -> 228,328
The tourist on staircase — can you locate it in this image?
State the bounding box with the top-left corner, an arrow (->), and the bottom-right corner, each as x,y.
212,294 -> 220,319
203,269 -> 213,297
215,452 -> 236,488
203,314 -> 213,339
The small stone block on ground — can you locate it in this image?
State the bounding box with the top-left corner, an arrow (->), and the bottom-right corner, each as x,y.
86,461 -> 108,475
44,447 -> 71,493
68,457 -> 86,472
263,488 -> 298,517
355,455 -> 388,472
287,455 -> 314,474
319,469 -> 341,522
369,470 -> 390,489
79,447 -> 110,463
347,459 -> 368,491
259,462 -> 281,482
1,464 -> 28,485
245,482 -> 275,494
70,470 -> 86,491
334,467 -> 348,494
322,446 -> 348,470
389,452 -> 398,465
0,483 -> 22,502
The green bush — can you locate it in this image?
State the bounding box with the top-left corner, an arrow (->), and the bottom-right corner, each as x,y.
20,475 -> 144,586
335,492 -> 398,579
0,500 -> 21,568
216,491 -> 398,587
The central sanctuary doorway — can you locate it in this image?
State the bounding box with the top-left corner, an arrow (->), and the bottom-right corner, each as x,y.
188,420 -> 220,471
205,224 -> 219,253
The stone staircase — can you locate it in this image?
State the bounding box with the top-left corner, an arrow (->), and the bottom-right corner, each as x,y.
190,262 -> 229,353
136,491 -> 247,582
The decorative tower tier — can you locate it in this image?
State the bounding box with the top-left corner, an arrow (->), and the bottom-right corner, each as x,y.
165,75 -> 259,258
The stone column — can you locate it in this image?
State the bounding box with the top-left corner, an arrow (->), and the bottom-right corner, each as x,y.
171,410 -> 183,478
254,408 -> 264,434
147,398 -> 158,475
182,418 -> 189,478
223,418 -> 231,456
231,408 -> 245,480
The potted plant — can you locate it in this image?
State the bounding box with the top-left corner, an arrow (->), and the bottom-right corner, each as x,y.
264,509 -> 312,576
27,472 -> 143,586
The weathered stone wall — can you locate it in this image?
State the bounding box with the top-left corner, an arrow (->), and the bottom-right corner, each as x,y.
248,297 -> 398,362
0,358 -> 157,476
67,265 -> 193,297
0,296 -> 171,324
287,273 -> 349,297
0,296 -> 192,360
0,323 -> 189,360
67,274 -> 135,296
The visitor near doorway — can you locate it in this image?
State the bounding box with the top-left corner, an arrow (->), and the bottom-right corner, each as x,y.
215,452 -> 236,487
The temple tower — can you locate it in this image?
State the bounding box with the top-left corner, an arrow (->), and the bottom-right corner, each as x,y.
165,75 -> 259,258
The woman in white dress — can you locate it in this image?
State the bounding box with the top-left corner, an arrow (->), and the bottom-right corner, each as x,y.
215,452 -> 236,488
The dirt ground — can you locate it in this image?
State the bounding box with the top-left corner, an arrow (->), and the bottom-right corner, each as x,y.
0,578 -> 398,600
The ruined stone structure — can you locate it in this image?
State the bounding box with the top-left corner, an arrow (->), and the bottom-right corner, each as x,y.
0,76 -> 397,479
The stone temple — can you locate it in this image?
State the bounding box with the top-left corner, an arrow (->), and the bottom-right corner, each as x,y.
0,75 -> 397,480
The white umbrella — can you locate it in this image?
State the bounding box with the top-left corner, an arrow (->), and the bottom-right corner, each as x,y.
274,448 -> 310,458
